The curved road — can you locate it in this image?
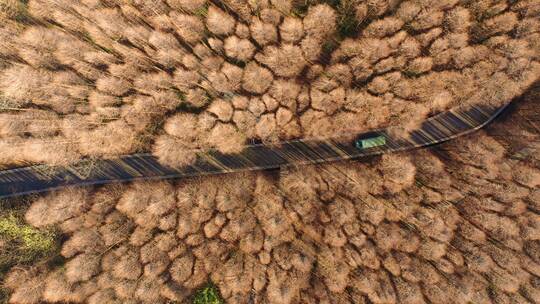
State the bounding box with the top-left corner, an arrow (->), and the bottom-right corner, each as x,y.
0,103 -> 509,199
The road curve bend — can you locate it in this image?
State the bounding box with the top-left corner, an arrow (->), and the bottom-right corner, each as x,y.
0,103 -> 509,199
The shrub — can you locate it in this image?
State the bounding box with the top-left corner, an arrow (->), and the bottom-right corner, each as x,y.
192,283 -> 224,304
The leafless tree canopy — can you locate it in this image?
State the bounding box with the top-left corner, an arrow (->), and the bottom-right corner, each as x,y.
0,0 -> 538,168
1,1 -> 540,302
6,107 -> 540,302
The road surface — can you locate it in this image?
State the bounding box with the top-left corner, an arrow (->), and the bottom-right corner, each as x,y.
0,103 -> 509,199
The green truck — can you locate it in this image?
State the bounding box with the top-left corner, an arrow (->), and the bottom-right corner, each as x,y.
355,134 -> 386,149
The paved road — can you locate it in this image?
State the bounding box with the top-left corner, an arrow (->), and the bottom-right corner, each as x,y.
0,103 -> 509,199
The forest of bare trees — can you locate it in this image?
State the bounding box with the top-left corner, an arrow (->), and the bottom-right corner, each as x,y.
4,88 -> 540,303
0,0 -> 538,168
1,0 -> 540,303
